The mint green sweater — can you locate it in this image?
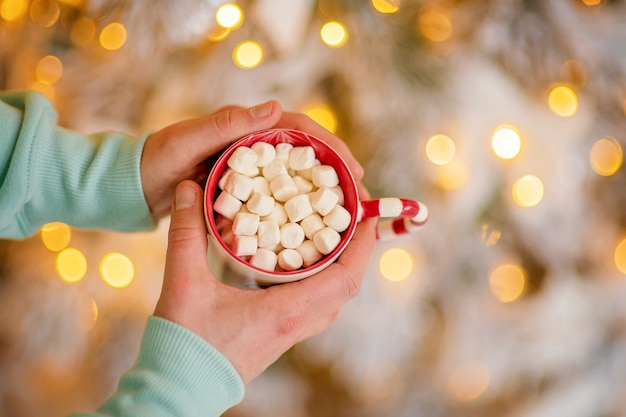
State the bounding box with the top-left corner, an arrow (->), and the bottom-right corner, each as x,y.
0,91 -> 244,416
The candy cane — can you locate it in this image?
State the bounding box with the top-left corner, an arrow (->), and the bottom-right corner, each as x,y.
358,198 -> 429,240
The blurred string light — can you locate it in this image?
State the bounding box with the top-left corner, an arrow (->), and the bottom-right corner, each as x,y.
99,252 -> 135,288
41,222 -> 71,252
489,263 -> 526,302
207,25 -> 230,42
30,0 -> 60,27
512,174 -> 544,208
481,223 -> 502,246
434,159 -> 468,190
371,0 -> 399,14
99,22 -> 127,51
418,8 -> 453,42
548,85 -> 578,117
615,238 -> 626,274
35,55 -> 63,85
56,247 -> 87,283
233,40 -> 263,69
215,3 -> 243,29
589,137 -> 622,176
71,17 -> 96,46
582,0 -> 602,5
491,125 -> 521,160
320,21 -> 348,48
0,0 -> 28,21
304,104 -> 338,133
379,248 -> 413,282
447,363 -> 490,402
425,134 -> 456,165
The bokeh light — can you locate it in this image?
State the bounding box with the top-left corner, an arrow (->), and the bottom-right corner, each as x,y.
512,175 -> 544,208
418,9 -> 453,42
29,0 -> 60,27
615,238 -> 626,274
71,17 -> 96,46
100,252 -> 135,288
321,21 -> 348,48
379,248 -> 413,282
233,41 -> 263,69
99,22 -> 127,51
304,105 -> 338,133
35,55 -> 63,85
56,248 -> 87,283
58,0 -> 84,6
489,263 -> 526,303
0,0 -> 28,22
434,159 -> 468,190
447,363 -> 490,401
590,137 -> 622,176
425,134 -> 456,165
548,85 -> 578,117
208,25 -> 230,42
481,223 -> 502,247
582,0 -> 601,5
216,3 -> 243,29
371,0 -> 399,14
491,125 -> 521,159
41,222 -> 71,252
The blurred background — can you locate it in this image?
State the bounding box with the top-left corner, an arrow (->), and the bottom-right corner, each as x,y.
1,0 -> 626,416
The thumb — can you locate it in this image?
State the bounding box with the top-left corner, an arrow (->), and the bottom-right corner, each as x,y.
164,180 -> 211,277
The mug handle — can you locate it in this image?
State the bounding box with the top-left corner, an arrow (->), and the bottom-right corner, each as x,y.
358,198 -> 429,241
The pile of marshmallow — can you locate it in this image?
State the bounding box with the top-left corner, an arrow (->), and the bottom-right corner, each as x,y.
213,141 -> 352,272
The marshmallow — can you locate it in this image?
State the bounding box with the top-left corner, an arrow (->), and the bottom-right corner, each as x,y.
292,175 -> 314,194
214,191 -> 242,220
280,223 -> 305,249
296,159 -> 321,181
257,220 -> 281,248
261,203 -> 288,226
251,142 -> 276,167
244,166 -> 260,177
323,205 -> 352,232
312,165 -> 339,188
296,240 -> 323,267
300,214 -> 325,240
252,176 -> 271,195
232,212 -> 260,236
228,146 -> 257,174
313,227 -> 341,255
262,159 -> 289,181
288,146 -> 316,170
275,142 -> 293,161
249,248 -> 278,271
218,168 -> 233,191
310,187 -> 339,216
277,248 -> 303,271
223,172 -> 254,202
284,193 -> 314,223
270,174 -> 298,202
246,192 -> 275,216
231,235 -> 258,257
329,185 -> 345,206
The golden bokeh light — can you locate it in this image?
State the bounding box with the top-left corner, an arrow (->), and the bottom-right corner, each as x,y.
489,263 -> 526,303
447,363 -> 490,402
425,134 -> 456,165
548,85 -> 578,117
304,105 -> 338,133
71,17 -> 96,46
418,9 -> 453,42
590,137 -> 622,176
35,55 -> 63,85
233,41 -> 263,69
582,0 -> 601,5
99,22 -> 127,51
481,223 -> 502,247
512,175 -> 544,208
615,238 -> 626,274
371,0 -> 399,14
0,0 -> 28,22
321,21 -> 348,48
379,248 -> 414,282
434,159 -> 468,190
100,252 -> 135,288
208,25 -> 230,42
491,125 -> 521,160
216,3 -> 243,29
57,0 -> 85,6
56,248 -> 87,283
41,222 -> 71,252
29,0 -> 60,27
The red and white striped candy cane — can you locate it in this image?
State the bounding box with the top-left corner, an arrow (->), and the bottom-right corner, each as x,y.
358,198 -> 429,240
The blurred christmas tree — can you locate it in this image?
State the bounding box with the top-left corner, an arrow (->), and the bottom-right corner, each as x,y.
1,0 -> 626,416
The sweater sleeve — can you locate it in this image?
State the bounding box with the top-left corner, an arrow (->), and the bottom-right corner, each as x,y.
70,316 -> 245,417
0,90 -> 156,239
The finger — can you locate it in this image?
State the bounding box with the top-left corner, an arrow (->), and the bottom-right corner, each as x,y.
273,112 -> 364,180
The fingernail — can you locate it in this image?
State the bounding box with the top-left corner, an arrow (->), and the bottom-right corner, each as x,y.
175,186 -> 197,211
250,101 -> 272,119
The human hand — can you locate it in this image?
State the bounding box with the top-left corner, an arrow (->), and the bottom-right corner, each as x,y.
154,180 -> 376,383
